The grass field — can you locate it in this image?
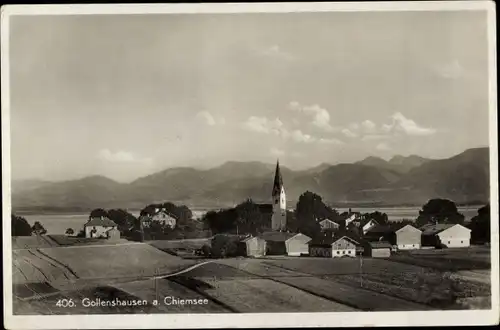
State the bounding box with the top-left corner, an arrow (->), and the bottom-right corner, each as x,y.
37,243 -> 197,280
11,239 -> 492,314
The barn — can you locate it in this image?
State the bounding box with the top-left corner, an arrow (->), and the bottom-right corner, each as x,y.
238,236 -> 267,257
421,223 -> 471,248
259,232 -> 311,256
364,241 -> 392,258
394,224 -> 421,250
309,236 -> 358,258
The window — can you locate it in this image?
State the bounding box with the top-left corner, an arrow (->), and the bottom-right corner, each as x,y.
337,251 -> 340,255
448,241 -> 450,244
342,251 -> 346,254
461,241 -> 463,244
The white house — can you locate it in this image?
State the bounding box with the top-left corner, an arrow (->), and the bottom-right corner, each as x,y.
152,208 -> 177,229
421,223 -> 471,248
309,235 -> 358,258
84,217 -> 119,238
344,213 -> 358,227
319,219 -> 339,231
394,224 -> 422,250
361,219 -> 379,235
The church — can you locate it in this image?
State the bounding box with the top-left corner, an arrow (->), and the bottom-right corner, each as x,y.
271,160 -> 287,231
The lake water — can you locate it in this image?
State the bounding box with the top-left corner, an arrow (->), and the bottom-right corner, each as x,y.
19,206 -> 482,235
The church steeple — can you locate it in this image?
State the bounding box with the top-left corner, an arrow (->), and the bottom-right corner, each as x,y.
272,159 -> 283,197
271,159 -> 286,231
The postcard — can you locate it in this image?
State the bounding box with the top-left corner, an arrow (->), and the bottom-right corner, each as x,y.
2,1 -> 498,329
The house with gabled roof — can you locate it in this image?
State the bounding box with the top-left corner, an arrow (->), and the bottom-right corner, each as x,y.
259,231 -> 311,256
420,223 -> 471,248
319,218 -> 340,232
309,235 -> 358,258
84,216 -> 118,238
363,241 -> 392,258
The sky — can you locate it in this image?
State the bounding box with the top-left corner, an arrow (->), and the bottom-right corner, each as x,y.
9,10 -> 491,182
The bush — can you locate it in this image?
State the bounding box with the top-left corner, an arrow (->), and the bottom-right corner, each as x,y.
11,214 -> 32,236
211,235 -> 240,258
201,244 -> 212,257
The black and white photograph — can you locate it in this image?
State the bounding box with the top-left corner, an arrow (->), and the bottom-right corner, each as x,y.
2,2 -> 498,329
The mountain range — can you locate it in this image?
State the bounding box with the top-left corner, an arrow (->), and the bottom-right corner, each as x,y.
11,147 -> 490,211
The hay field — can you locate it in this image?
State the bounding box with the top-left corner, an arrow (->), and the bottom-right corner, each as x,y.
190,277 -> 357,312
38,243 -> 197,280
112,278 -> 229,313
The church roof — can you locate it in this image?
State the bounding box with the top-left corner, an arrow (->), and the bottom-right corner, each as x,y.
272,160 -> 284,196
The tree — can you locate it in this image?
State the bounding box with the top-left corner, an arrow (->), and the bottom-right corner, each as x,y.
65,228 -> 74,236
107,209 -> 137,235
295,191 -> 323,238
235,199 -> 264,235
469,204 -> 490,244
11,214 -> 32,236
415,199 -> 465,228
210,235 -> 240,258
362,211 -> 389,226
90,208 -> 109,219
31,221 -> 47,235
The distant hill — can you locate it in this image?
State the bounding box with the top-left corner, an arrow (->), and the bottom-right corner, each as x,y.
356,155 -> 431,173
11,148 -> 490,211
11,179 -> 52,194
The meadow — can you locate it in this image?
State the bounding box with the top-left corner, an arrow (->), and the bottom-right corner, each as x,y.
12,240 -> 491,314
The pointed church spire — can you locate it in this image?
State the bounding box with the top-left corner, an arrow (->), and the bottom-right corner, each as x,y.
272,159 -> 283,197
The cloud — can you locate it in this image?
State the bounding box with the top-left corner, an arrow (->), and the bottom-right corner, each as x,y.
361,120 -> 377,133
386,112 -> 437,136
260,45 -> 296,61
98,149 -> 152,164
270,148 -> 285,157
243,116 -> 284,135
289,102 -> 335,132
341,128 -> 358,138
375,143 -> 391,151
195,111 -> 225,126
348,123 -> 360,131
290,129 -> 316,143
361,134 -> 390,141
437,60 -> 463,79
318,138 -> 344,145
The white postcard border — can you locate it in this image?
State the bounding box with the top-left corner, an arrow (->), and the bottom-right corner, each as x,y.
2,1 -> 498,329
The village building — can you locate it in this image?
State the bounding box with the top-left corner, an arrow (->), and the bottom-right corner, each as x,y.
271,160 -> 287,231
309,235 -> 358,258
84,217 -> 119,238
420,223 -> 471,248
363,225 -> 393,242
394,224 -> 422,250
106,227 -> 121,241
319,218 -> 340,232
238,236 -> 267,257
363,241 -> 392,258
364,224 -> 422,250
259,231 -> 311,256
151,208 -> 177,229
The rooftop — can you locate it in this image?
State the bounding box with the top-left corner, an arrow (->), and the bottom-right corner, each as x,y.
367,241 -> 392,249
420,223 -> 466,235
259,231 -> 305,242
85,217 -> 118,227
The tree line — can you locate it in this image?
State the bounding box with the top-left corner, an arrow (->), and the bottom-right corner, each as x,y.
10,194 -> 491,245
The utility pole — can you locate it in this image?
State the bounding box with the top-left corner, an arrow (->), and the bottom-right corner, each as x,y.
154,268 -> 159,301
360,254 -> 363,288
